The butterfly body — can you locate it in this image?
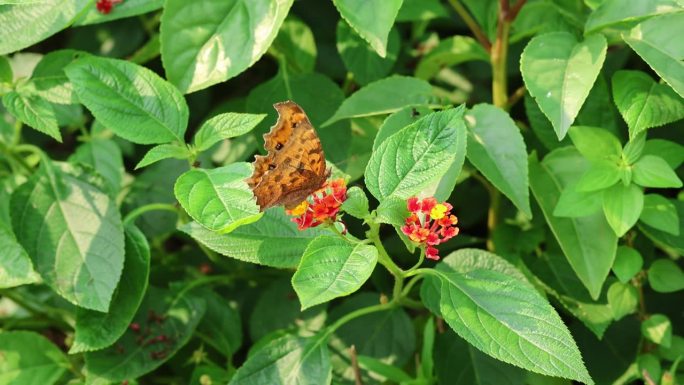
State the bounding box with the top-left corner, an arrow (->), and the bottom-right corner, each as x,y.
246,101 -> 330,211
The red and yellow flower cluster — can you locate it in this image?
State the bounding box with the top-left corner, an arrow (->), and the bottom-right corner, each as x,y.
286,178 -> 347,231
96,0 -> 123,14
401,197 -> 459,260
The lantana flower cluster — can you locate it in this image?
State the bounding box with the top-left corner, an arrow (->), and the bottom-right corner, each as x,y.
286,178 -> 347,230
96,0 -> 123,14
401,197 -> 459,260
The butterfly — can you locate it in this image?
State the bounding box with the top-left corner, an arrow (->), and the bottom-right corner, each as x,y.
246,101 -> 330,211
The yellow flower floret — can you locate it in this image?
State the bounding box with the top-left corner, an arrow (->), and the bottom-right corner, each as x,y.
289,200 -> 309,216
430,203 -> 448,220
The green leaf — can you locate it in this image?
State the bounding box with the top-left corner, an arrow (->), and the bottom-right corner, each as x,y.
529,148 -> 617,299
575,161 -> 621,192
332,0 -> 403,58
84,286 -> 206,383
639,200 -> 684,255
179,208 -> 326,268
337,21 -> 400,85
397,0 -> 448,21
0,331 -> 69,385
65,56 -> 189,144
0,55 -> 11,83
642,314 -> 672,348
324,76 -> 436,126
622,133 -> 646,165
648,259 -> 684,293
269,17 -> 317,74
465,104 -> 530,216
415,36 -> 489,80
643,139 -> 684,169
292,236 -> 378,310
607,282 -> 638,321
374,105 -> 433,151
553,186 -> 602,218
0,226 -> 39,288
10,162 -> 125,311
340,186 -> 369,219
0,1 -> 89,55
229,333 -> 331,385
637,354 -> 661,383
196,290 -> 242,357
612,246 -> 643,283
2,91 -> 60,141
420,317 -> 435,379
632,155 -> 683,188
357,355 -> 413,383
70,225 -> 150,354
640,194 -> 679,236
585,0 -> 683,33
521,32 -> 607,139
160,0 -> 294,93
375,197 -> 410,227
73,0 -> 164,26
174,162 -> 262,233
30,49 -> 84,104
193,112 -> 265,152
568,126 -> 622,162
612,70 -> 684,138
135,143 -> 191,170
69,138 -> 124,194
365,107 -> 466,201
602,183 -> 644,237
623,13 -> 684,98
434,249 -> 592,384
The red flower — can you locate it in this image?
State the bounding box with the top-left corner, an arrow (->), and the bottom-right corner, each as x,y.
400,197 -> 459,261
96,0 -> 123,14
286,178 -> 347,231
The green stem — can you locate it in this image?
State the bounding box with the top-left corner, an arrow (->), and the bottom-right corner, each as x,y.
322,301 -> 395,339
447,0 -> 492,51
366,221 -> 404,278
123,203 -> 178,226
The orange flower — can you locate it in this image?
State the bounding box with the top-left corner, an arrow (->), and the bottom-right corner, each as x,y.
286,178 -> 347,231
400,196 -> 459,261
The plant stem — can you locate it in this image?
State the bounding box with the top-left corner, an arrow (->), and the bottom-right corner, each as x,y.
366,221 -> 404,279
491,4 -> 511,107
447,0 -> 492,51
123,203 -> 179,226
323,301 -> 395,339
506,85 -> 526,110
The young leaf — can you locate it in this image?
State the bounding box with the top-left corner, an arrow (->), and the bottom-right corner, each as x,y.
640,194 -> 679,236
607,282 -> 638,321
179,208 -> 327,268
602,183 -> 644,237
612,246 -> 643,283
0,331 -> 69,385
65,56 -> 189,144
465,104 -> 531,216
160,0 -> 294,93
0,2 -> 89,55
521,32 -> 607,139
292,236 -> 378,310
332,0 -> 403,58
10,161 -> 125,312
84,286 -> 206,383
135,143 -> 191,170
415,35 -> 489,80
70,225 -> 151,354
575,161 -> 621,192
642,314 -> 672,348
337,21 -> 400,85
229,333 -> 331,385
324,76 -> 437,126
2,91 -> 61,141
623,13 -> 684,98
174,162 -> 262,233
632,155 -> 682,188
193,112 -> 266,152
648,259 -> 684,293
612,70 -> 684,138
642,139 -> 684,169
69,138 -> 124,194
529,148 -> 617,300
340,186 -> 370,219
270,17 -> 317,74
553,185 -> 603,218
434,249 -> 593,384
568,126 -> 622,163
365,107 -> 466,201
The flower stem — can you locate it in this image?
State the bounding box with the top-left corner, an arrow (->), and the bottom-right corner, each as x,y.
123,203 -> 179,226
447,0 -> 492,51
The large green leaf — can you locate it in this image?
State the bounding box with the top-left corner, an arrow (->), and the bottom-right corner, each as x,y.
65,56 -> 189,144
585,0 -> 683,33
2,91 -> 60,141
160,0 -> 294,93
337,21 -> 400,85
0,1 -> 89,55
68,138 -> 124,194
70,225 -> 150,354
174,162 -> 262,233
0,226 -> 39,289
84,286 -> 206,384
30,49 -> 83,104
229,333 -> 331,385
433,249 -> 592,384
73,0 -> 164,26
373,105 -> 433,151
135,143 -> 191,170
612,70 -> 684,138
623,13 -> 684,98
10,162 -> 125,311
415,36 -> 489,80
193,113 -> 266,152
521,32 -> 607,139
324,76 -> 437,126
332,0 -> 403,58
529,148 -> 617,299
365,107 -> 466,201
179,208 -> 327,268
292,236 -> 378,310
0,331 -> 69,385
465,104 -> 530,216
